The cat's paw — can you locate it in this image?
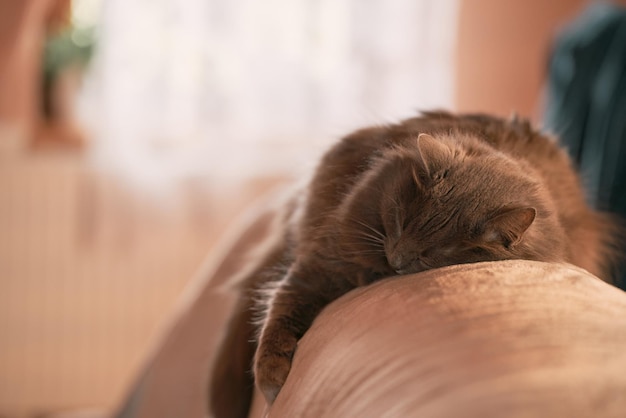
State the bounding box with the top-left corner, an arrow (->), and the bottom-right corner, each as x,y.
254,332 -> 298,404
254,352 -> 292,404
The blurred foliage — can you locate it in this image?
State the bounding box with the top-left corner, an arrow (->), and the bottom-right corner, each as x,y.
41,25 -> 96,117
43,25 -> 96,79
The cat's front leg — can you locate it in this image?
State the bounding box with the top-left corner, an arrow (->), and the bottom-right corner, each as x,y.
254,268 -> 349,404
254,316 -> 299,403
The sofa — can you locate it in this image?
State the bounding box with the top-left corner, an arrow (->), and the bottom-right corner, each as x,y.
113,193 -> 626,418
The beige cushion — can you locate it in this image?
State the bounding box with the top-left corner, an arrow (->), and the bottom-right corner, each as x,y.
272,260 -> 626,418
114,205 -> 626,418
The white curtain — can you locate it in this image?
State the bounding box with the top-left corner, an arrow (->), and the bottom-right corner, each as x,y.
80,0 -> 460,189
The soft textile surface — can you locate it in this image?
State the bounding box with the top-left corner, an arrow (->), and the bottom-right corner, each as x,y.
271,260 -> 626,418
114,201 -> 626,418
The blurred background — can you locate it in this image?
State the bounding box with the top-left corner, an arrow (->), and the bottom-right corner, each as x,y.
0,0 -> 624,416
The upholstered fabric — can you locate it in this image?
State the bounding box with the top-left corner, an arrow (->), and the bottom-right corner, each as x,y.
271,260 -> 626,417
114,204 -> 626,418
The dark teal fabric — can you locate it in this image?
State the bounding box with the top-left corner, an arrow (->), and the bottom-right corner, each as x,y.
544,3 -> 626,289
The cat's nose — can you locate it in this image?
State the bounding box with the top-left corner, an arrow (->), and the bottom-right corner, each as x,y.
388,253 -> 401,270
388,253 -> 410,274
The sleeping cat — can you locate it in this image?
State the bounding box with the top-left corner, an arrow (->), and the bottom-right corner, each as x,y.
209,111 -> 617,418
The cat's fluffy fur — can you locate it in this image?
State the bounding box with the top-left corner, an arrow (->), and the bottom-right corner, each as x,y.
209,111 -> 618,418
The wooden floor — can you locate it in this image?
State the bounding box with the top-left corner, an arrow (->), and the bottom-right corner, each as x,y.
0,146 -> 280,417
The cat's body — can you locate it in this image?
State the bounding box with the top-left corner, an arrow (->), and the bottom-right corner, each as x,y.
209,111 -> 617,418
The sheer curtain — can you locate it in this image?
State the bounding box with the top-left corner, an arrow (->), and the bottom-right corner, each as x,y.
81,0 -> 460,189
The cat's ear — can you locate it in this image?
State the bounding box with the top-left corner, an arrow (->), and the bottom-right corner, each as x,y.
415,133 -> 451,178
482,207 -> 536,247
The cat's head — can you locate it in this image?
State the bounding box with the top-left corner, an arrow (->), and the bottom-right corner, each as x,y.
337,132 -> 567,277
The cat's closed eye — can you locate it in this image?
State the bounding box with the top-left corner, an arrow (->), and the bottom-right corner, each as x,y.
437,245 -> 458,257
428,244 -> 493,265
417,256 -> 436,269
468,247 -> 491,257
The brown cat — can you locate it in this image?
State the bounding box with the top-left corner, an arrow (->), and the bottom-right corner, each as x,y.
209,111 -> 617,418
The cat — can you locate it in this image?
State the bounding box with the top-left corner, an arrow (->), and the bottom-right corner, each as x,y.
208,111 -> 618,418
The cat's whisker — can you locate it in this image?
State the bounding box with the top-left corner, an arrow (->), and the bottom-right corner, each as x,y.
340,250 -> 387,257
340,234 -> 386,247
340,243 -> 385,252
352,232 -> 385,244
350,218 -> 387,240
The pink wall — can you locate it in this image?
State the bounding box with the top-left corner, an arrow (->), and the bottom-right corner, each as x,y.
455,0 -> 587,120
